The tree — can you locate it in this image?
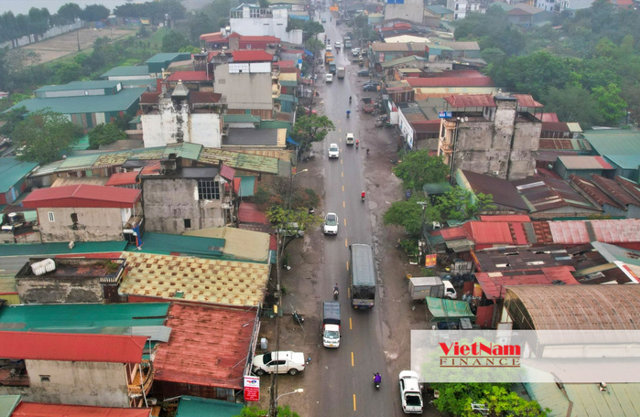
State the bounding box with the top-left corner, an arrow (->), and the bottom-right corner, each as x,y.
57,3 -> 82,24
431,383 -> 547,417
236,405 -> 300,417
542,83 -> 601,129
392,150 -> 448,191
0,106 -> 26,137
162,30 -> 190,52
428,187 -> 495,223
88,123 -> 127,149
591,82 -> 627,125
12,110 -> 82,164
80,4 -> 109,22
291,114 -> 335,154
188,12 -> 213,44
383,196 -> 425,236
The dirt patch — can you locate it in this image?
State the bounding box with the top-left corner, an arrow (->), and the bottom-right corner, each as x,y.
21,27 -> 137,64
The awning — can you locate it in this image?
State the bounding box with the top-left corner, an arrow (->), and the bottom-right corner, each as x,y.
286,136 -> 300,146
304,49 -> 314,56
445,238 -> 474,252
426,297 -> 475,320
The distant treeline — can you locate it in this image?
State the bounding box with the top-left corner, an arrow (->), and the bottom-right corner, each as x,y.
0,0 -> 186,44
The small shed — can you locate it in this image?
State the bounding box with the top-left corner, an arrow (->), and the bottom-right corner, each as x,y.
425,296 -> 474,326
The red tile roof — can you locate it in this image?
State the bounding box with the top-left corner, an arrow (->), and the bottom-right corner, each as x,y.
591,174 -> 640,206
463,221 -> 515,245
616,176 -> 640,201
154,303 -> 257,390
232,50 -> 273,62
541,121 -> 569,132
167,71 -> 211,82
445,94 -> 495,108
476,266 -> 578,300
539,113 -> 559,122
590,219 -> 640,243
513,94 -> 543,108
238,202 -> 268,224
274,60 -> 296,68
22,185 -> 141,208
440,226 -> 467,240
411,119 -> 441,133
106,171 -> 139,187
0,331 -> 146,363
140,91 -> 161,104
407,76 -> 494,88
570,175 -> 623,210
12,402 -> 151,417
189,91 -> 222,104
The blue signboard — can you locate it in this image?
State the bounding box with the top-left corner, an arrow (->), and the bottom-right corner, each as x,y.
438,111 -> 452,119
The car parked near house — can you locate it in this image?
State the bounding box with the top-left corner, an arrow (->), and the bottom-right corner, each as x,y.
399,370 -> 424,414
443,279 -> 457,299
352,47 -> 361,56
363,82 -> 379,92
252,351 -> 306,375
357,69 -> 370,77
323,212 -> 339,235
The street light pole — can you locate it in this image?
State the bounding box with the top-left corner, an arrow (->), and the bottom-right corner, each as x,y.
274,389 -> 304,416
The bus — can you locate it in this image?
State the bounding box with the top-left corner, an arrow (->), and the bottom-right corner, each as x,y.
349,243 -> 376,309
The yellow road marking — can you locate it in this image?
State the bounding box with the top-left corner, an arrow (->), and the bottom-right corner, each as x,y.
347,287 -> 351,298
340,158 -> 343,165
349,317 -> 353,330
341,171 -> 344,178
346,261 -> 349,271
351,351 -> 355,367
343,218 -> 347,226
342,185 -> 344,192
344,238 -> 348,248
342,200 -> 345,208
353,394 -> 357,411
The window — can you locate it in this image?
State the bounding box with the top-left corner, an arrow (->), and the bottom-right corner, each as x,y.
40,375 -> 50,382
47,212 -> 55,222
198,180 -> 220,200
184,219 -> 191,228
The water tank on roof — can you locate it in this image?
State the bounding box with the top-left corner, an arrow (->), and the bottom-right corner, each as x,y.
31,258 -> 56,276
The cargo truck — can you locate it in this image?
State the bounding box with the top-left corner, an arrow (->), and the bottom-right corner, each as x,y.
322,301 -> 341,348
337,66 -> 345,79
329,63 -> 337,74
408,276 -> 445,301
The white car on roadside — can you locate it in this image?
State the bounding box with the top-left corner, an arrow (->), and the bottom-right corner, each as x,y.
399,370 -> 424,414
252,351 -> 306,376
443,279 -> 457,299
323,212 -> 339,235
328,143 -> 339,159
326,73 -> 334,83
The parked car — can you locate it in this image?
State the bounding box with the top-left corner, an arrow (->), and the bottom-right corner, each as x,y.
357,69 -> 369,77
399,370 -> 424,414
352,47 -> 361,56
443,279 -> 457,299
252,351 -> 306,376
335,41 -> 342,48
323,212 -> 339,235
325,73 -> 334,83
328,143 -> 340,159
321,17 -> 326,23
363,83 -> 378,92
326,45 -> 332,51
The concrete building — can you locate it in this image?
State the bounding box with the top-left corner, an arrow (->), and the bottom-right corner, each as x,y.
214,51 -> 274,120
438,94 -> 542,180
446,0 -> 483,20
14,257 -> 126,304
141,158 -> 233,234
140,81 -> 224,148
21,184 -> 143,243
7,400 -> 152,417
229,4 -> 302,45
384,0 -> 425,24
0,331 -> 151,407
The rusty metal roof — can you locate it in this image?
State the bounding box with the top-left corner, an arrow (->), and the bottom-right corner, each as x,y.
476,266 -> 578,300
445,94 -> 495,108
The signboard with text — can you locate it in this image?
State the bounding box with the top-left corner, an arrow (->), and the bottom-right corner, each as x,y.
243,376 -> 260,401
438,111 -> 452,119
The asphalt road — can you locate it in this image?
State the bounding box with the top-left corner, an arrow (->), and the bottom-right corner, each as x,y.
315,13 -> 401,417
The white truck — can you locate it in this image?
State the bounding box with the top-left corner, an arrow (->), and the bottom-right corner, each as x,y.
409,276 -> 457,300
322,301 -> 341,348
337,66 -> 345,79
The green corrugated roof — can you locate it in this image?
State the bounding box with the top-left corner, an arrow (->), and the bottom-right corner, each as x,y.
0,303 -> 170,333
425,296 -> 475,320
0,395 -> 21,417
0,241 -> 127,256
0,157 -> 38,193
259,120 -> 291,130
59,153 -> 100,169
583,129 -> 640,169
101,65 -> 150,78
199,148 -> 280,174
128,232 -> 225,258
12,87 -> 146,114
239,176 -> 256,197
176,396 -> 244,417
279,80 -> 298,87
223,114 -> 261,124
276,94 -> 297,103
36,80 -> 121,93
146,53 -> 192,64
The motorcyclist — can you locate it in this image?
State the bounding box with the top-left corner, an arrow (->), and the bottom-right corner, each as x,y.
346,109 -> 351,118
349,96 -> 352,104
361,191 -> 366,200
374,372 -> 381,384
333,283 -> 339,296
355,139 -> 360,149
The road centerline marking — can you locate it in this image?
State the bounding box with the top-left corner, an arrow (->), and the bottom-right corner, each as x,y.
351,351 -> 354,367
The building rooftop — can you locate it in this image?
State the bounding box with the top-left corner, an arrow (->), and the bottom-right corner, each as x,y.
505,285 -> 640,330
146,52 -> 192,64
184,226 -> 270,263
474,246 -> 572,272
11,402 -> 151,417
0,157 -> 38,194
154,303 -> 257,390
36,80 -> 121,93
118,251 -> 270,306
407,76 -> 494,88
166,71 -> 211,82
583,129 -> 640,169
105,171 -> 140,186
175,396 -> 243,417
476,265 -> 578,300
558,155 -> 613,170
0,302 -> 169,334
224,128 -> 281,146
22,184 -> 141,208
130,232 -> 226,259
512,176 -> 598,213
101,65 -> 150,78
231,50 -> 274,62
11,87 -> 146,115
459,170 -> 529,211
0,331 -> 147,362
371,42 -> 429,52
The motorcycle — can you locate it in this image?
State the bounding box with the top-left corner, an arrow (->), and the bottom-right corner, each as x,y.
292,310 -> 304,326
373,373 -> 381,389
361,193 -> 365,203
333,287 -> 339,300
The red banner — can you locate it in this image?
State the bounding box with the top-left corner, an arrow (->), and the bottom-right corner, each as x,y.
243,376 -> 260,402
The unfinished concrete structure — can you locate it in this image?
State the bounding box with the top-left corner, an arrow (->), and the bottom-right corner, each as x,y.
384,0 -> 425,24
140,81 -> 224,148
214,62 -> 273,120
14,257 -> 126,304
438,94 -> 542,180
141,157 -> 233,234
